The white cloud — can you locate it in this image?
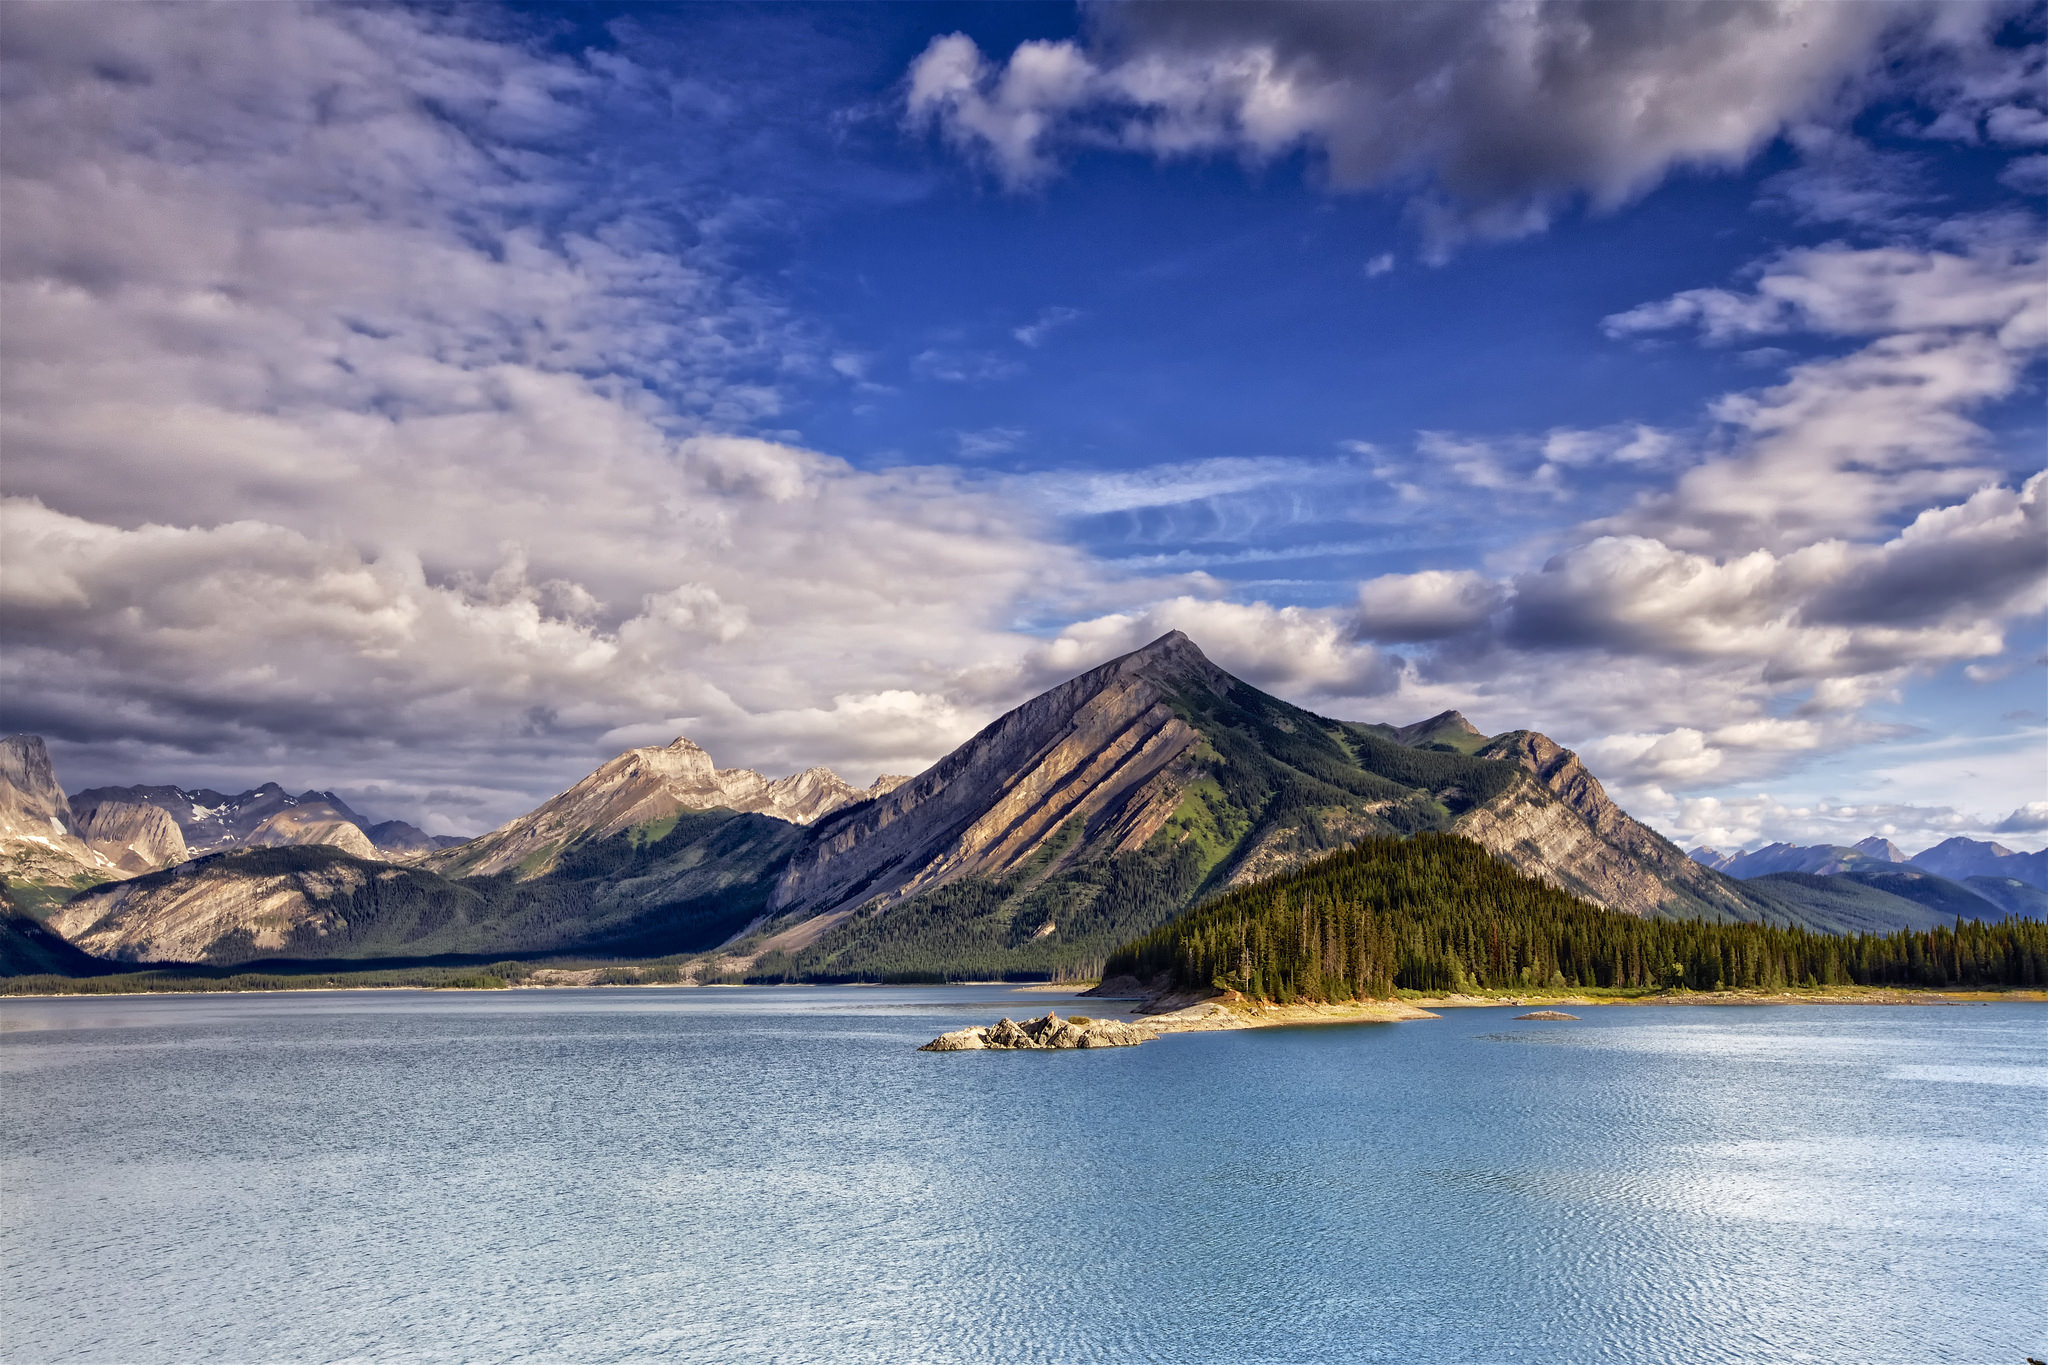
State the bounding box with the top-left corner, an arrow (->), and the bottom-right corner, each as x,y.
1013,306 -> 1082,347
906,1 -> 1982,248
0,4 -> 1112,826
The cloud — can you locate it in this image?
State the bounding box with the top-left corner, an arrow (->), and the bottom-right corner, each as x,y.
953,427 -> 1027,460
1356,570 -> 1500,643
906,1 -> 1984,248
910,348 -> 1024,383
2001,153 -> 2048,193
1599,230 -> 2045,553
1363,252 -> 1395,278
1014,306 -> 1082,347
1995,801 -> 2048,834
0,4 -> 1114,825
1656,790 -> 2022,856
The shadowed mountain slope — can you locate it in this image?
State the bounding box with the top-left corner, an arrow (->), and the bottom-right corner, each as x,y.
49,810 -> 806,966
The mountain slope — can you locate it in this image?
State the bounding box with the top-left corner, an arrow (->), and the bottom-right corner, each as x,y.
1736,872 -> 1967,935
50,810 -> 806,965
68,798 -> 190,874
428,737 -> 903,879
1961,876 -> 2048,920
1461,730 -> 1758,921
1909,837 -> 2048,891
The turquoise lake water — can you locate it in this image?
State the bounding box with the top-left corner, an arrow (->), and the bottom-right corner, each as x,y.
2,987 -> 2043,1364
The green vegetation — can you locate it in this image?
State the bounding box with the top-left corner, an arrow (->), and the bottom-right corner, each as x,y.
1105,833 -> 2048,1002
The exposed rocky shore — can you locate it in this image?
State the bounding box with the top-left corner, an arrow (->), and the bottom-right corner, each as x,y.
920,1011 -> 1154,1050
918,996 -> 1442,1051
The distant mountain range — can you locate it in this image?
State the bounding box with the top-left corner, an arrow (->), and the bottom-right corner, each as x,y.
0,733 -> 460,915
1686,835 -> 2048,934
1691,836 -> 2048,888
5,633 -> 2043,977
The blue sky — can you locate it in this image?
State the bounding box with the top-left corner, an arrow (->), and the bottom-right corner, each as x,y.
0,0 -> 2042,852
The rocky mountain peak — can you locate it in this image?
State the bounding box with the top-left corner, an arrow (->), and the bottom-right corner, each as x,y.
1,735 -> 73,834
1852,836 -> 1908,862
1,734 -> 118,892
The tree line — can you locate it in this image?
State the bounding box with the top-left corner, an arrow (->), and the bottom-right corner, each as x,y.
1103,832 -> 2048,1001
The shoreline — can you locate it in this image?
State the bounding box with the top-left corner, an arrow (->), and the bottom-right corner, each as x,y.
4,977 -> 2043,1005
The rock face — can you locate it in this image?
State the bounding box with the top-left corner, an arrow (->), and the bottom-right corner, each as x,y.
919,1012 -> 1154,1051
49,850 -> 388,962
245,806 -> 379,859
429,737 -> 900,879
771,632 -> 1222,923
69,798 -> 189,874
1,735 -> 116,896
1462,731 -> 1757,920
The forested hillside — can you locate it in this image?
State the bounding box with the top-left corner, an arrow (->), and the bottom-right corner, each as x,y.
1105,834 -> 2048,1001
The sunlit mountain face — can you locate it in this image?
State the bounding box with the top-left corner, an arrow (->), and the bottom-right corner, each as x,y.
0,1 -> 2040,857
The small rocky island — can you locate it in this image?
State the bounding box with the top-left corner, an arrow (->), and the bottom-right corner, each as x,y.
1515,1010 -> 1579,1020
920,1012 -> 1154,1051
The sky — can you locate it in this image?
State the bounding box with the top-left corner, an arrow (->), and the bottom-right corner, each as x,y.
0,0 -> 2043,854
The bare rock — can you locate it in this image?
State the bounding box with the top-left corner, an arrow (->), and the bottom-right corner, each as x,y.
1515,1010 -> 1579,1021
918,1028 -> 988,1052
919,1011 -> 1154,1052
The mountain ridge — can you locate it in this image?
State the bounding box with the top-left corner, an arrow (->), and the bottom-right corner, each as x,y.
19,633 -> 2032,973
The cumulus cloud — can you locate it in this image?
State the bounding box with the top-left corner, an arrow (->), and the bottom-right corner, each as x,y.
907,0 -> 1984,249
0,4 -> 1113,828
1600,230 -> 2045,552
1995,801 -> 2048,834
1328,219 -> 2047,812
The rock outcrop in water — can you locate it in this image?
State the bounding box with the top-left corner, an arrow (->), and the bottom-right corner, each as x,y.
919,1011 -> 1154,1051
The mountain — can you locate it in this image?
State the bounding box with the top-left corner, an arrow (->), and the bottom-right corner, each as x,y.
1908,837 -> 2048,891
1738,872 -> 1975,935
1690,833 -> 2048,927
31,632 -> 1943,975
427,737 -> 905,879
363,821 -> 464,855
1693,834 -> 2048,892
1357,709 -> 1491,755
744,632 -> 1764,980
241,804 -> 379,859
68,797 -> 189,874
68,781 -> 444,858
1690,841 -> 1901,878
48,806 -> 807,965
1,735 -> 118,911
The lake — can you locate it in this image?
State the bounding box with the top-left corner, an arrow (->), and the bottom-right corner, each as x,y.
2,987 -> 2043,1363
